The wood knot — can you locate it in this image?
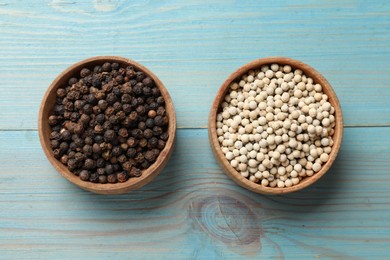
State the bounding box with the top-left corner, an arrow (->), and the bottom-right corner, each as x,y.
189,194 -> 262,247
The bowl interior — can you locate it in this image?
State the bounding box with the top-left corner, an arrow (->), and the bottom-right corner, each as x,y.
209,57 -> 343,194
39,56 -> 176,194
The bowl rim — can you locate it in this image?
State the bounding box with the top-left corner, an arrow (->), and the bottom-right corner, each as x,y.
208,57 -> 343,194
38,56 -> 176,194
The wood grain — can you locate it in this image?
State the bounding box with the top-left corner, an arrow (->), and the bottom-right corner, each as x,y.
0,128 -> 390,259
0,1 -> 389,129
0,0 -> 389,259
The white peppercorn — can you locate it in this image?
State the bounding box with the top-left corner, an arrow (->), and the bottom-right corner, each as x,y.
217,63 -> 336,188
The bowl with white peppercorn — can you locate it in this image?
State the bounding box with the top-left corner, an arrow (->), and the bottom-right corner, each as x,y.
39,56 -> 176,194
209,57 -> 343,194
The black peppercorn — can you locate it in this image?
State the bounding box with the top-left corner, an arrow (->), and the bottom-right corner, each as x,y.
99,175 -> 107,184
53,149 -> 62,159
156,96 -> 165,105
160,132 -> 169,141
112,146 -> 122,157
68,77 -> 78,85
93,65 -> 102,73
67,158 -> 78,170
143,86 -> 152,96
84,159 -> 96,170
128,111 -> 138,123
105,164 -> 114,175
116,111 -> 126,121
148,137 -> 159,148
106,93 -> 117,104
102,62 -> 112,72
152,87 -> 160,97
136,105 -> 146,115
145,118 -> 155,128
107,174 -> 117,183
130,129 -> 143,139
113,102 -> 122,112
54,105 -> 65,115
92,143 -> 102,154
133,83 -> 142,96
118,128 -> 128,138
154,116 -> 164,126
69,142 -> 77,151
60,155 -> 69,164
136,72 -> 145,81
157,139 -> 166,150
157,106 -> 166,116
52,125 -> 61,132
87,93 -> 97,105
98,99 -> 108,110
121,94 -> 132,103
140,161 -> 149,169
59,142 -> 69,153
74,152 -> 85,162
80,68 -> 91,78
89,172 -> 99,183
60,130 -> 70,141
96,158 -> 105,168
118,154 -> 127,163
122,104 -> 132,114
126,148 -> 137,158
50,131 -> 61,140
138,121 -> 146,131
79,170 -> 90,181
92,106 -> 101,114
129,167 -> 141,177
144,150 -> 156,163
94,135 -> 103,144
57,88 -> 67,98
51,140 -> 60,149
79,114 -> 90,125
96,114 -> 105,124
82,145 -> 93,156
111,62 -> 119,71
117,172 -> 128,183
74,123 -> 84,135
143,129 -> 154,139
122,161 -> 132,171
83,104 -> 93,114
74,100 -> 85,110
153,126 -> 163,136
48,115 -> 58,126
142,77 -> 153,87
70,112 -> 80,122
64,101 -> 74,111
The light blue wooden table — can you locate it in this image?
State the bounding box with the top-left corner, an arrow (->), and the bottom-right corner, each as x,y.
1,1 -> 389,259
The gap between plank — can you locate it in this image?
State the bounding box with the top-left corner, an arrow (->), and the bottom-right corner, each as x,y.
0,124 -> 389,132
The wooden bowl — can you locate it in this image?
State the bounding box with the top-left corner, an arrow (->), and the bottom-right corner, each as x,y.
208,57 -> 343,194
38,56 -> 176,195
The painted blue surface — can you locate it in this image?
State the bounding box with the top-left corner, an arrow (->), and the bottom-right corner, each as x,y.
0,1 -> 389,259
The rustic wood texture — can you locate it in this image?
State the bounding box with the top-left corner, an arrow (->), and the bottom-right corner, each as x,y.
0,1 -> 389,130
1,128 -> 390,259
0,0 -> 389,259
209,57 -> 344,194
38,56 -> 176,194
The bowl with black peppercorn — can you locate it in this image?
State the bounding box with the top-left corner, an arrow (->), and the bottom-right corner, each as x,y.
39,56 -> 176,194
209,57 -> 343,194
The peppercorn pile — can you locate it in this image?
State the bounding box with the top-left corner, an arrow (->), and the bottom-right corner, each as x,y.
216,64 -> 336,188
48,62 -> 169,184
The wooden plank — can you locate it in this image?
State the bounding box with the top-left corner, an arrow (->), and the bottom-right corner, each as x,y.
0,127 -> 389,259
0,1 -> 389,129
